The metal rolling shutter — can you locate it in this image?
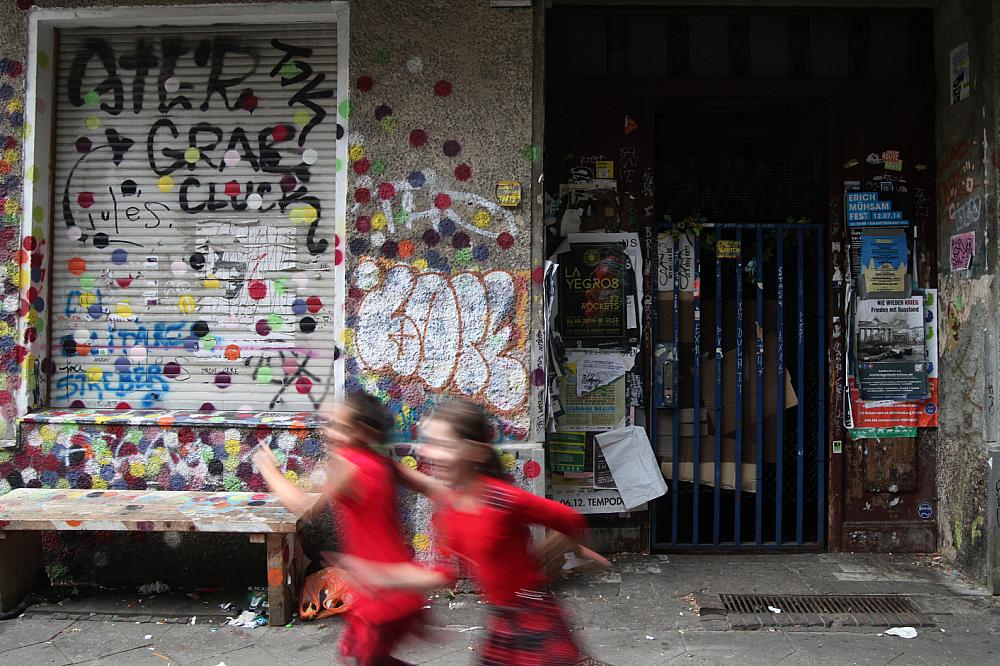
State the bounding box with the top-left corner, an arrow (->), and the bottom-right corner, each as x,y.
50,24 -> 340,412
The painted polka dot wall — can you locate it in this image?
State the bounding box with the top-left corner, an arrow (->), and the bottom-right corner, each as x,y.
344,0 -> 536,442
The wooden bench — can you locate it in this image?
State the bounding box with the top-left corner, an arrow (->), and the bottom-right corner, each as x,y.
0,488 -> 319,625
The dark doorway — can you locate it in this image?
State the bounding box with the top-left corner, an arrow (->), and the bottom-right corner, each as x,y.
652,99 -> 827,548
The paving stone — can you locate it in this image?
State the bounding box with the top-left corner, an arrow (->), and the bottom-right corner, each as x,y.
699,619 -> 730,631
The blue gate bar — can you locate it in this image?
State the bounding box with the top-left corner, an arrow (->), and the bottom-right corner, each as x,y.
714,239 -> 723,544
692,236 -> 703,545
672,236 -> 680,545
755,227 -> 764,545
734,228 -> 744,544
775,230 -> 785,545
796,229 -> 806,544
816,230 -> 827,546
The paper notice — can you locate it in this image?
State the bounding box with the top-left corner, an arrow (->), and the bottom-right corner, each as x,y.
577,353 -> 629,396
595,426 -> 668,510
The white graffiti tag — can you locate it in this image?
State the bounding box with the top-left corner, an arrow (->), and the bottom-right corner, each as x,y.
353,260 -> 528,412
351,168 -> 518,239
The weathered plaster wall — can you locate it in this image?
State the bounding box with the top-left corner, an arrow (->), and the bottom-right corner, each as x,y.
933,0 -> 997,582
343,0 -> 537,441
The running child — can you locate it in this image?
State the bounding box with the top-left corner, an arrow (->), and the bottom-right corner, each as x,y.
253,391 -> 429,666
337,399 -> 610,666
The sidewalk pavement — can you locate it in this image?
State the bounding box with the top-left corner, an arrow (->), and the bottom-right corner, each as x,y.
1,553 -> 998,665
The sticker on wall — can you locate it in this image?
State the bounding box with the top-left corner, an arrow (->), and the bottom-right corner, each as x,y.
624,115 -> 638,135
716,240 -> 740,259
496,181 -> 521,207
595,160 -> 614,179
950,42 -> 971,104
950,231 -> 975,271
917,501 -> 933,520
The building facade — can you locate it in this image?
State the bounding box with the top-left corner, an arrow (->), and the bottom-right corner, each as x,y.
1,0 -> 999,591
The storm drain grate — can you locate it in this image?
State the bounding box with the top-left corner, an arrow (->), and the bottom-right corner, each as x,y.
720,593 -> 920,615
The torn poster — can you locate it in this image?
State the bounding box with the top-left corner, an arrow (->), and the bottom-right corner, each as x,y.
595,426 -> 668,510
556,363 -> 626,431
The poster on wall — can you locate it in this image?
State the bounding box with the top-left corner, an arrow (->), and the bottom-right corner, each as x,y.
558,241 -> 629,345
556,364 -> 627,431
859,228 -> 910,298
854,296 -> 929,402
847,290 -> 938,439
844,191 -> 913,283
547,431 -> 586,472
550,479 -> 644,514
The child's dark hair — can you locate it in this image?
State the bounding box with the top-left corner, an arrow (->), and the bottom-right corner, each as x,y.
431,399 -> 510,481
343,391 -> 394,441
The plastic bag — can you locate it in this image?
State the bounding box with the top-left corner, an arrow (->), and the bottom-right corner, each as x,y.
299,567 -> 354,621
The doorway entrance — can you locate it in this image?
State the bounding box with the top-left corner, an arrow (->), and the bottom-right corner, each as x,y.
544,5 -> 937,553
652,99 -> 827,548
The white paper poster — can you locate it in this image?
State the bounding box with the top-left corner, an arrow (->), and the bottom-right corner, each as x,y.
576,353 -> 630,396
595,426 -> 668,510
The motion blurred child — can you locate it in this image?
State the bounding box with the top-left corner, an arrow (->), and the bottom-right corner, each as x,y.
253,391 -> 428,666
337,399 -> 610,666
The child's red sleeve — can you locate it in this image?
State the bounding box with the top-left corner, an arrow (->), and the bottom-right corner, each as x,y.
509,485 -> 586,538
428,510 -> 459,586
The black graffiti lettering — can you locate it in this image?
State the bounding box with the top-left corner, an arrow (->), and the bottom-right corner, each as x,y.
158,37 -> 193,113
126,206 -> 141,223
270,40 -> 333,147
257,125 -> 296,175
118,38 -> 159,114
144,201 -> 169,228
222,128 -> 260,171
287,73 -> 333,146
278,189 -> 326,255
188,122 -> 224,169
179,177 -> 206,213
179,178 -> 230,214
196,36 -> 260,111
269,39 -> 312,82
68,38 -> 124,115
147,118 -> 185,176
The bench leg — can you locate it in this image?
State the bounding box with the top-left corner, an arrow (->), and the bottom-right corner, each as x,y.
265,533 -> 295,626
0,531 -> 44,613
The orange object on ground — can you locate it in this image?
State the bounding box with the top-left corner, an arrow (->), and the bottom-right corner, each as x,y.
299,567 -> 354,621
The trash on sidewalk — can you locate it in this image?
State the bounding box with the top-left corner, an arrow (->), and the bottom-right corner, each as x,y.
767,606 -> 782,614
299,567 -> 353,621
246,587 -> 269,613
137,581 -> 170,595
226,610 -> 268,627
884,627 -> 917,639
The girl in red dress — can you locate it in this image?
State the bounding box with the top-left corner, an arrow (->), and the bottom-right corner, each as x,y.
338,399 -> 610,666
253,392 -> 429,666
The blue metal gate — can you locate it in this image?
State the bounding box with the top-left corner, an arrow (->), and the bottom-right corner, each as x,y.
651,223 -> 826,549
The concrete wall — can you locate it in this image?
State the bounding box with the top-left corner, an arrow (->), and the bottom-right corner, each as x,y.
933,0 -> 997,582
343,0 -> 538,440
0,0 -> 540,586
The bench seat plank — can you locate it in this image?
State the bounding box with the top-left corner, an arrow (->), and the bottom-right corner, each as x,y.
0,489 -> 318,534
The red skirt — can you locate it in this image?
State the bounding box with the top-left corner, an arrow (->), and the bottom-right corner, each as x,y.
339,607 -> 428,666
478,591 -> 588,666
